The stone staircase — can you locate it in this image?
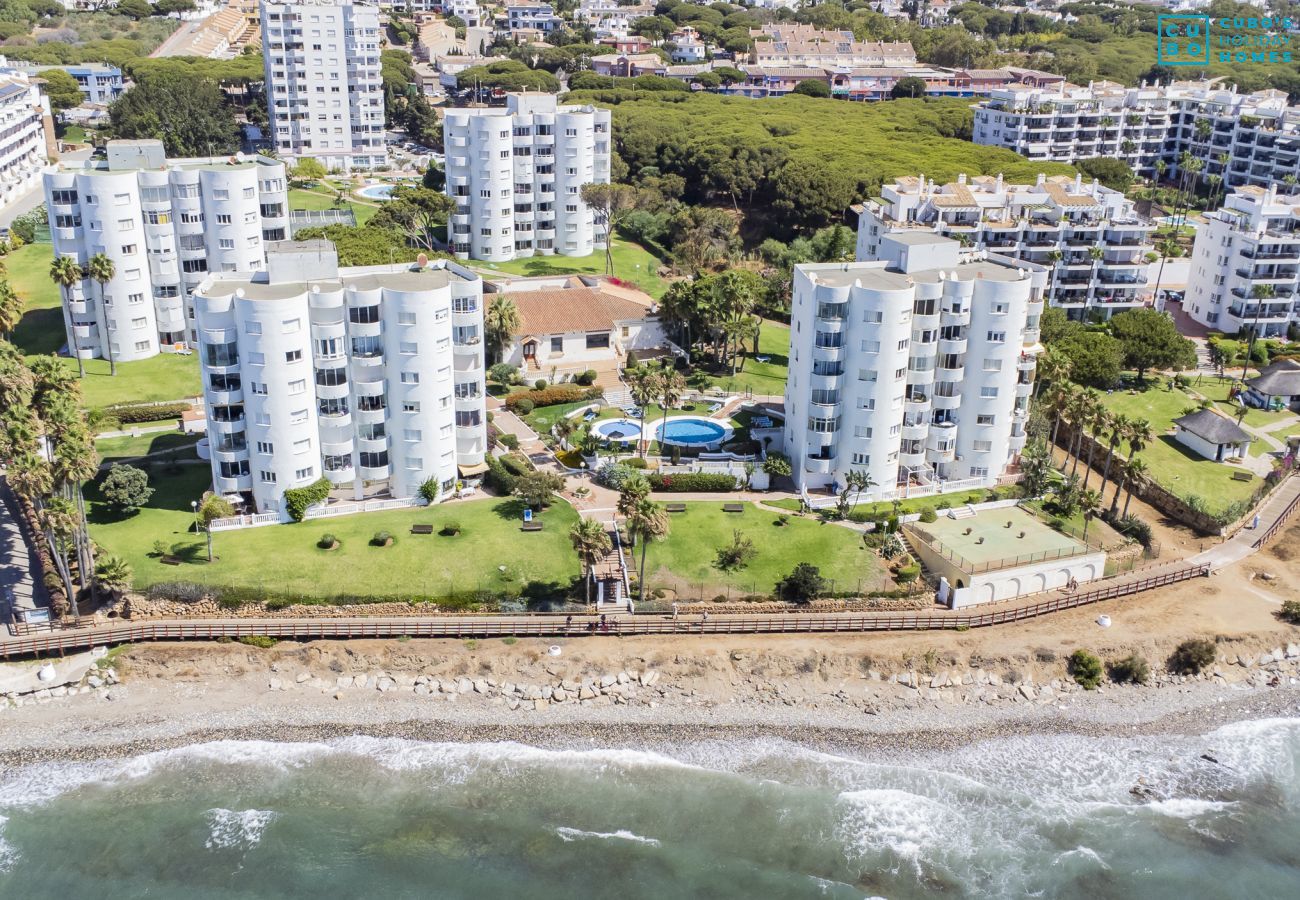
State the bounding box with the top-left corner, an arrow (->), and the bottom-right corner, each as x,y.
603,387 -> 634,410
589,520 -> 631,611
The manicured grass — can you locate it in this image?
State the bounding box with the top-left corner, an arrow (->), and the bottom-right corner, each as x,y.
1097,384 -> 1260,516
699,319 -> 790,398
7,243 -> 64,356
88,468 -> 582,597
95,432 -> 200,464
637,501 -> 880,598
1194,377 -> 1298,428
288,188 -> 380,226
469,231 -> 670,298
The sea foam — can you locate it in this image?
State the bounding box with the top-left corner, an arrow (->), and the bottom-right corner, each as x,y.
555,826 -> 661,847
204,808 -> 278,851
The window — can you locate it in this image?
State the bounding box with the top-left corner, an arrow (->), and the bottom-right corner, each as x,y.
285,349 -> 303,363
403,429 -> 422,442
860,340 -> 880,353
406,457 -> 423,470
973,440 -> 993,452
205,342 -> 239,367
51,189 -> 77,205
550,336 -> 563,352
288,378 -> 306,394
986,331 -> 1006,343
896,338 -> 909,351
864,309 -> 883,324
216,214 -> 232,225
400,372 -> 420,384
585,332 -> 610,350
290,408 -> 308,424
851,452 -> 870,465
295,467 -> 314,480
854,426 -> 872,438
858,369 -> 877,382
983,358 -> 1002,372
980,386 -> 999,398
293,438 -> 311,454
282,318 -> 301,333
256,441 -> 273,454
399,341 -> 417,355
976,414 -> 995,426
359,450 -> 388,468
250,381 -> 268,395
219,460 -> 249,478
402,401 -> 420,413
349,305 -> 380,324
260,471 -> 277,484
218,238 -> 235,250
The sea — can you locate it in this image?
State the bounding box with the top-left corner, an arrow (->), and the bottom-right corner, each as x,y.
0,718 -> 1298,899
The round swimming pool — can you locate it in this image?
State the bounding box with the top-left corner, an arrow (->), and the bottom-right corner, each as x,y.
592,418 -> 642,442
356,183 -> 395,200
655,416 -> 732,447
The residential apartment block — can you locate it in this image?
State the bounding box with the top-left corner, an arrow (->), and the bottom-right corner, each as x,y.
974,80 -> 1300,188
856,173 -> 1153,320
443,92 -> 612,262
785,235 -> 1044,499
260,0 -> 387,171
193,241 -> 488,517
1184,185 -> 1300,338
746,25 -> 915,68
0,72 -> 49,217
504,1 -> 561,33
44,139 -> 289,363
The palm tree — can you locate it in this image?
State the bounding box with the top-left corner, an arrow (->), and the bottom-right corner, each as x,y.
629,368 -> 657,458
86,253 -> 117,376
553,416 -> 575,450
1080,488 -> 1103,543
654,365 -> 685,458
94,555 -> 132,597
49,255 -> 85,377
625,497 -> 669,601
0,280 -> 22,340
1098,412 -> 1129,506
1066,391 -> 1094,476
483,295 -> 520,365
1045,383 -> 1069,457
1149,236 -> 1180,309
1112,418 -> 1153,515
1034,349 -> 1070,400
712,271 -> 756,375
1087,245 -> 1105,303
616,472 -> 651,521
569,517 -> 612,605
1120,456 -> 1148,518
1081,405 -> 1109,491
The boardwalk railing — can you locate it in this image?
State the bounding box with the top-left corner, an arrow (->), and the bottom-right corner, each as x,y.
1253,482 -> 1300,549
0,563 -> 1209,659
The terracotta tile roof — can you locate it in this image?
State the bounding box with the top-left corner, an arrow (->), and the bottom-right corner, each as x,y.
508,287 -> 653,337
931,183 -> 977,208
1043,182 -> 1100,208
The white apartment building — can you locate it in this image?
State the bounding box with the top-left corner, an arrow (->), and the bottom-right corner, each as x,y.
974,80 -> 1300,189
785,234 -> 1044,499
504,1 -> 561,33
0,73 -> 49,217
44,139 -> 289,363
857,173 -> 1153,321
260,0 -> 387,172
443,92 -> 612,262
575,0 -> 651,38
1185,185 -> 1300,338
445,0 -> 481,26
193,241 -> 488,518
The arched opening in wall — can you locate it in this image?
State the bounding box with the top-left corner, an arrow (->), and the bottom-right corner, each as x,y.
955,579 -> 966,589
1031,572 -> 1047,594
980,583 -> 996,604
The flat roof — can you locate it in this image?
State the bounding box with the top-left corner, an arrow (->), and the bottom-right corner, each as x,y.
911,505 -> 1087,573
198,265 -> 473,301
802,259 -> 1029,288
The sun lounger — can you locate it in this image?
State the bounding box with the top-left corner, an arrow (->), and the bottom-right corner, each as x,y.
707,402 -> 723,414
755,355 -> 770,363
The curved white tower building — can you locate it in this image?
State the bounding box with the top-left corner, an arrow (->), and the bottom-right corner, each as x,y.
193,241 -> 487,519
44,139 -> 288,363
444,92 -> 611,261
785,234 -> 1043,500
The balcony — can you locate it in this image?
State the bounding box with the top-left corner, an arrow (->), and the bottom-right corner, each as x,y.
805,451 -> 836,474
932,392 -> 962,411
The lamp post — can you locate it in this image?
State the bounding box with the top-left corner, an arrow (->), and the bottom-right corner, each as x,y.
191,499 -> 199,537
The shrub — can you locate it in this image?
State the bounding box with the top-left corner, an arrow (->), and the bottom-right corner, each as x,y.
1169,638 -> 1216,674
1069,649 -> 1104,689
776,514 -> 790,527
499,433 -> 520,451
100,464 -> 154,513
283,477 -> 330,522
370,531 -> 393,547
1108,652 -> 1151,684
594,461 -> 636,489
534,379 -> 548,390
440,520 -> 463,536
715,530 -> 757,571
625,457 -> 648,469
418,477 -> 440,503
886,515 -> 900,533
500,453 -> 532,477
895,563 -> 921,583
1110,513 -> 1153,548
484,454 -> 517,495
513,397 -> 535,415
237,635 -> 278,649
1279,599 -> 1300,624
103,401 -> 191,424
488,362 -> 517,384
648,472 -> 738,492
575,369 -> 597,386
504,384 -> 602,413
776,563 -> 826,604
318,533 -> 338,549
919,507 -> 937,523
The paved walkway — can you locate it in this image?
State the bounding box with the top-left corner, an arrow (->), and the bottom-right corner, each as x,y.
0,480 -> 47,624
1190,474 -> 1300,572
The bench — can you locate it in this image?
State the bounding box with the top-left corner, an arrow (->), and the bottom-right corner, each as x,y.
665,503 -> 687,513
161,555 -> 182,566
521,521 -> 544,532
722,503 -> 745,513
1231,470 -> 1253,482
410,524 -> 434,534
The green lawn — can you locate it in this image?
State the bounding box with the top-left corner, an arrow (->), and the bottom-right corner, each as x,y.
699,318 -> 790,398
288,188 -> 380,226
6,244 -> 202,409
469,231 -> 670,298
1097,384 -> 1260,516
637,502 -> 881,599
1194,377 -> 1298,429
95,432 -> 200,465
88,468 -> 581,599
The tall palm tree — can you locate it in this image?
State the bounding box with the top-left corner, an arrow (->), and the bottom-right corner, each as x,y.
1087,245 -> 1105,303
1045,383 -> 1069,456
629,367 -> 657,458
1120,456 -> 1148,518
1080,488 -> 1103,543
1098,412 -> 1129,506
1066,391 -> 1093,476
86,253 -> 117,376
1034,349 -> 1070,400
626,497 -> 669,601
0,280 -> 22,341
1112,418 -> 1153,515
569,517 -> 612,605
483,295 -> 520,366
49,255 -> 85,377
616,472 -> 650,521
1081,404 -> 1109,491
654,365 -> 685,458
1149,236 -> 1180,309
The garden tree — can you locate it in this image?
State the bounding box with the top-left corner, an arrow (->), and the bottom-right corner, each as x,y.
653,365 -> 685,456
115,0 -> 152,18
93,554 -> 132,596
632,14 -> 675,42
715,529 -> 756,571
1066,390 -> 1100,479
1075,157 -> 1134,192
1069,649 -> 1104,690
293,224 -> 416,266
0,280 -> 23,341
580,183 -> 642,276
762,451 -> 792,481
836,469 -> 875,519
1053,473 -> 1082,518
456,59 -> 560,94
629,368 -> 658,457
890,76 -> 927,99
1056,330 -> 1123,388
712,66 -> 745,86
108,67 -> 239,157
39,68 -> 84,112
790,79 -> 831,98
99,463 -> 153,512
553,415 -> 575,450
198,494 -> 235,562
1033,348 -> 1070,400
422,161 -> 445,191
1080,404 -> 1109,491
771,157 -> 859,235
1038,306 -> 1079,347
568,517 -> 612,605
626,497 -> 669,600
1108,308 -> 1196,380
484,296 -> 520,365
514,470 -> 566,509
776,562 -> 826,604
154,0 -> 196,13
1020,439 -> 1053,497
86,253 -> 117,375
1111,417 -> 1153,515
487,362 -> 517,385
368,185 -> 454,252
49,255 -> 85,377
290,157 -> 327,185
664,205 -> 741,270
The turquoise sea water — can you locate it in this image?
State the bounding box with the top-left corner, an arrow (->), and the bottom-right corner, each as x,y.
1,719 -> 1298,899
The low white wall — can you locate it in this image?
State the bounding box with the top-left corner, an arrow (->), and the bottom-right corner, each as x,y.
948,550 -> 1108,609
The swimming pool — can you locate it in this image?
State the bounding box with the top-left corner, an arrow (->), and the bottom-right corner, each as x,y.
591,418 -> 642,442
655,416 -> 732,448
356,183 -> 395,200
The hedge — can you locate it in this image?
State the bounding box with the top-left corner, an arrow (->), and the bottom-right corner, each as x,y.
104,401 -> 192,423
485,453 -> 519,495
504,384 -> 602,413
648,473 -> 739,492
283,477 -> 330,522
